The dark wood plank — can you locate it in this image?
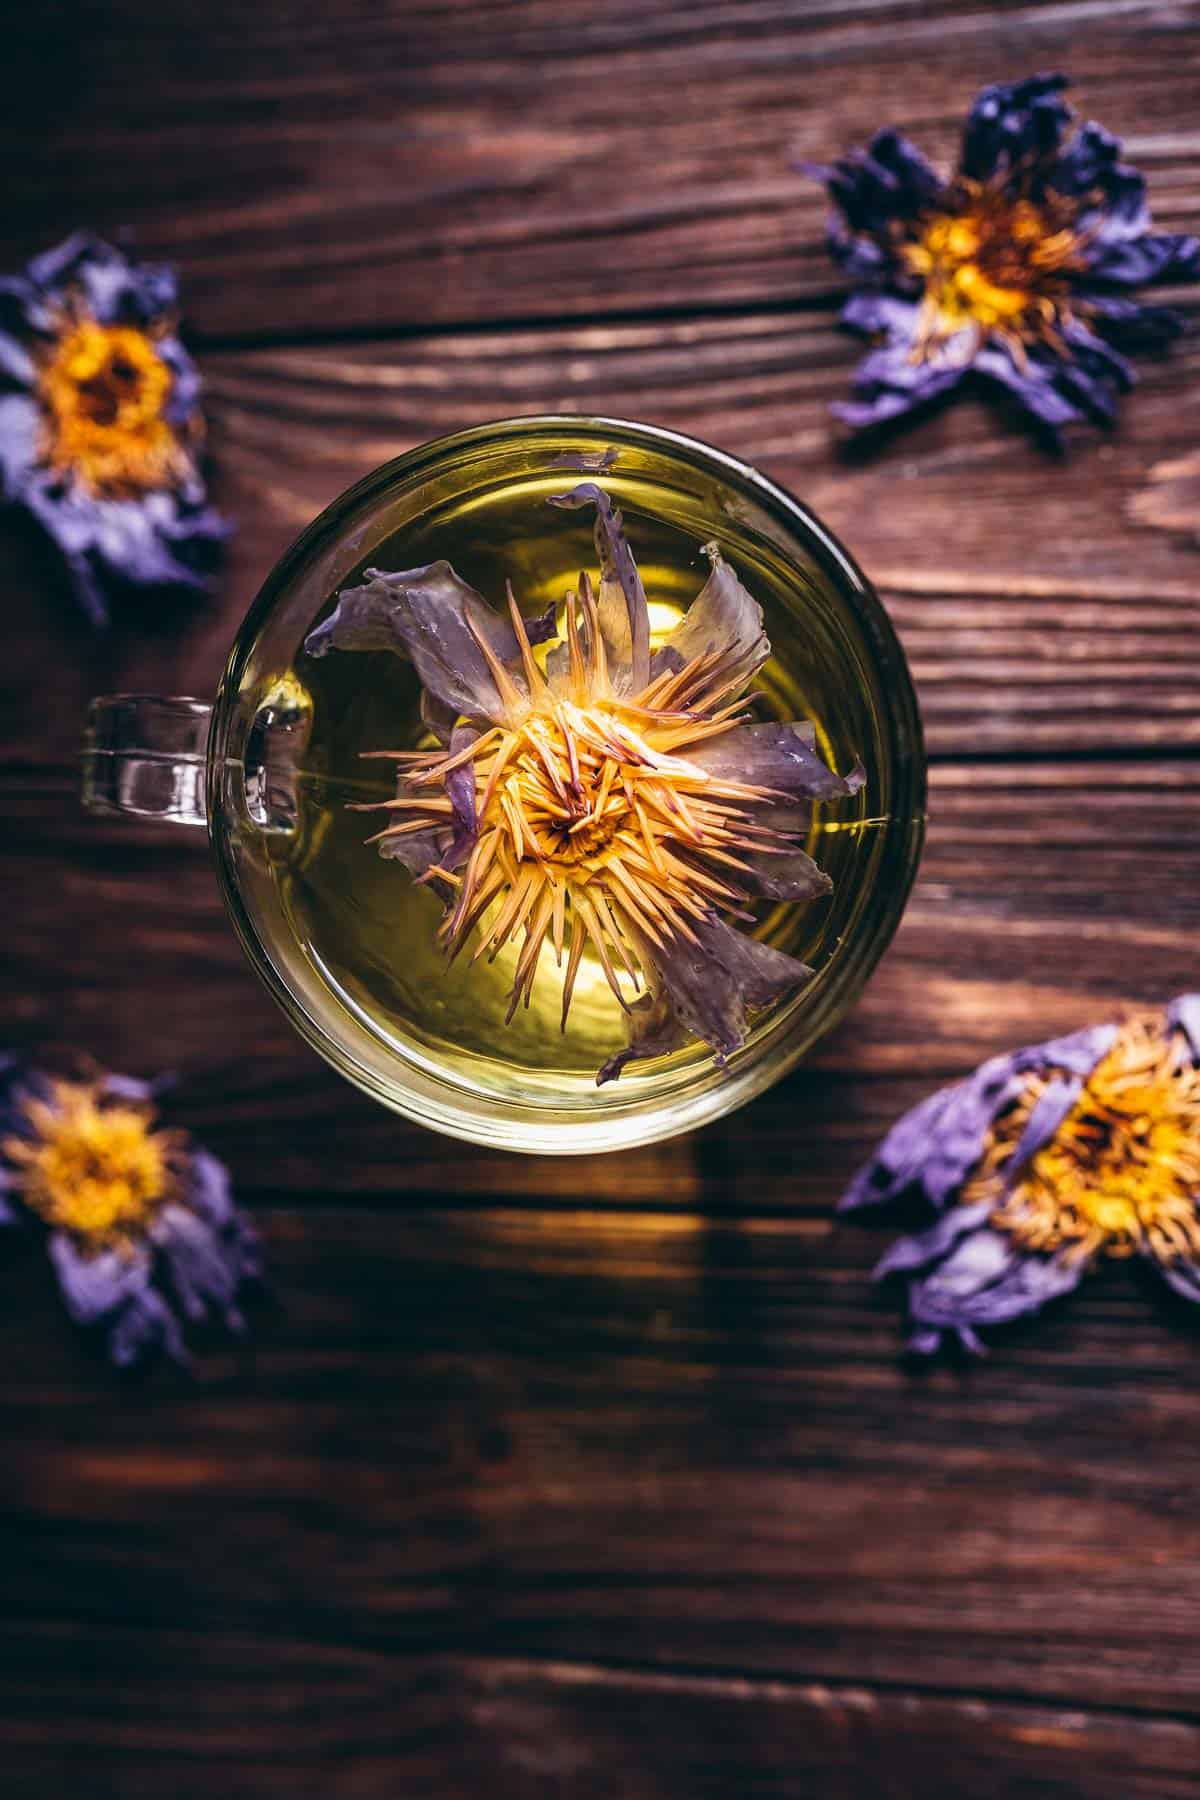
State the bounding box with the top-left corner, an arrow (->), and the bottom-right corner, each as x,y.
1,1198 -> 1200,1716
3,759 -> 1198,1201
3,304 -> 1199,775
3,1 -> 1197,336
1,1644 -> 1197,1799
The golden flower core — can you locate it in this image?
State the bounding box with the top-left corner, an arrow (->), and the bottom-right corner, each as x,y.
964,1015 -> 1200,1264
37,314 -> 191,496
4,1078 -> 181,1248
368,577 -> 786,1025
901,178 -> 1085,359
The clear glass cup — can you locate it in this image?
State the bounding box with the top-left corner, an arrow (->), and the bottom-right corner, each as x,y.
82,416 -> 925,1154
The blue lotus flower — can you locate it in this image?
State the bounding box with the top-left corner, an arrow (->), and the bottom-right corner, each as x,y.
0,1055 -> 260,1368
803,74 -> 1200,443
0,234 -> 228,625
842,997 -> 1200,1355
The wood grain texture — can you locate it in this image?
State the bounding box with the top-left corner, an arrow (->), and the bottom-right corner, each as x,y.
6,2 -> 1200,1795
2,1651 -> 1200,1800
3,300 -> 1199,774
4,1648 -> 1194,1800
1,0 -> 1197,336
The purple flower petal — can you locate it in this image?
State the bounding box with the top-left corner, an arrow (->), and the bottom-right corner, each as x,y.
595,989 -> 690,1087
1167,994 -> 1200,1061
806,127 -> 946,236
1002,1075 -> 1083,1187
601,914 -> 810,1083
0,393 -> 40,495
27,232 -> 179,329
305,565 -> 553,726
108,1287 -> 189,1368
687,721 -> 865,805
152,1201 -> 257,1328
0,331 -> 35,388
906,1227 -> 1086,1350
835,337 -> 970,431
873,1198 -> 996,1278
960,72 -> 1071,185
841,1021 -> 1118,1215
1085,231 -> 1200,288
656,544 -> 769,698
1083,294 -> 1185,352
548,483 -> 651,692
971,343 -> 1087,437
839,291 -> 923,338
1154,1256 -> 1200,1306
49,1231 -> 153,1325
183,1147 -> 235,1227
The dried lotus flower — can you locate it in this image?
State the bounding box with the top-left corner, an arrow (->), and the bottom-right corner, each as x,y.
305,484 -> 863,1083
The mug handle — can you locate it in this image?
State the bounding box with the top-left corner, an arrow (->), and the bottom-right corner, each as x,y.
82,695 -> 210,829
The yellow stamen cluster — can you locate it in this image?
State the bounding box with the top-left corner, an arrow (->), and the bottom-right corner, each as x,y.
901,177 -> 1086,361
4,1078 -> 182,1249
363,576 -> 789,1026
963,1014 -> 1200,1265
38,313 -> 192,497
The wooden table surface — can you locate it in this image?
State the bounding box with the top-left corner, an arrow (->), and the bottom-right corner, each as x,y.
4,4 -> 1200,1795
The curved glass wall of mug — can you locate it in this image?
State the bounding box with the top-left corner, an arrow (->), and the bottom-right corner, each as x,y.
209,418 -> 924,1152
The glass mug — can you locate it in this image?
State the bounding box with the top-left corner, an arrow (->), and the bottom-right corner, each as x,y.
82,416 -> 925,1154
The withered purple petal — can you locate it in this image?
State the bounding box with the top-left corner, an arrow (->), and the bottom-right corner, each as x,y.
1002,1074 -> 1083,1187
688,720 -> 864,804
1167,993 -> 1200,1060
0,331 -> 35,387
306,567 -> 554,727
595,989 -> 690,1087
184,1146 -> 235,1227
306,564 -> 516,722
152,1200 -> 258,1329
49,1231 -> 154,1325
841,1021 -> 1118,1216
906,1227 -> 1086,1353
1155,1256 -> 1200,1306
548,483 -> 651,691
0,393 -> 41,495
109,1286 -> 189,1369
960,72 -> 1071,184
740,846 -> 832,904
658,545 -> 769,694
1083,294 -> 1184,351
809,127 -> 946,237
641,914 -> 809,1070
839,1082 -> 964,1213
1086,231 -> 1200,287
873,1198 -> 996,1278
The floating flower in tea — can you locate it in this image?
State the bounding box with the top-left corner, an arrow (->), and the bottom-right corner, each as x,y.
842,997 -> 1200,1354
305,484 -> 863,1083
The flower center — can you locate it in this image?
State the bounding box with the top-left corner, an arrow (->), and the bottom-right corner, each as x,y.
902,180 -> 1085,359
3,1079 -> 180,1248
37,315 -> 189,497
964,1016 -> 1200,1263
370,577 -> 784,1028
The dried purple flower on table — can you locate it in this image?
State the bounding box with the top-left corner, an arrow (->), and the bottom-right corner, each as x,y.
843,998 -> 1200,1355
0,234 -> 228,625
305,485 -> 864,1085
0,1056 -> 260,1368
803,74 -> 1200,445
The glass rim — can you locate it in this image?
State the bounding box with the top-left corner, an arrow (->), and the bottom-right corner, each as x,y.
208,414 -> 926,1154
